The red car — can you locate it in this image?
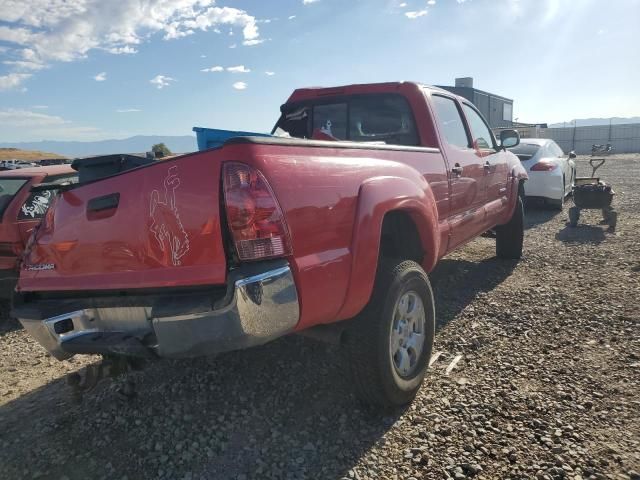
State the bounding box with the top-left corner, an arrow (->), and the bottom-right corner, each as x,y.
0,165 -> 76,298
14,82 -> 527,408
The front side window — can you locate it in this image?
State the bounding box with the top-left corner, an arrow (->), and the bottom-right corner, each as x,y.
18,174 -> 77,221
462,104 -> 495,150
431,95 -> 469,149
276,94 -> 419,146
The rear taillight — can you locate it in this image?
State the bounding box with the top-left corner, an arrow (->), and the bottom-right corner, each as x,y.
530,160 -> 558,172
223,162 -> 292,261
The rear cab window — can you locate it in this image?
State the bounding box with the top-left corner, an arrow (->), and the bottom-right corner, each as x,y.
0,178 -> 29,221
275,94 -> 420,146
18,174 -> 78,221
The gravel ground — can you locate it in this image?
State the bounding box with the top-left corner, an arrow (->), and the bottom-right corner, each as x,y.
0,154 -> 638,480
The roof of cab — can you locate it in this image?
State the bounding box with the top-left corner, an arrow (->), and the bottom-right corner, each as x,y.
0,165 -> 75,178
286,81 -> 465,105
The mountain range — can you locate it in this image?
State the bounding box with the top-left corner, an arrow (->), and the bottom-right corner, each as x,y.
0,135 -> 197,158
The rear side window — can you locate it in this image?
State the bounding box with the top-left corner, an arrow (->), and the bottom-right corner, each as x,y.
277,94 -> 419,146
349,96 -> 419,146
462,104 -> 495,150
0,178 -> 28,220
18,174 -> 77,221
431,95 -> 469,149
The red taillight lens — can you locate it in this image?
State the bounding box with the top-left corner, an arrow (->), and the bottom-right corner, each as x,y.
223,162 -> 292,261
530,160 -> 558,172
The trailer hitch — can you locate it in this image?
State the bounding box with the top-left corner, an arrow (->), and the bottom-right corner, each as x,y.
66,355 -> 146,404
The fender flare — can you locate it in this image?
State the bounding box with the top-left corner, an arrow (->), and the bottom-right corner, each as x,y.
499,164 -> 528,225
335,175 -> 440,321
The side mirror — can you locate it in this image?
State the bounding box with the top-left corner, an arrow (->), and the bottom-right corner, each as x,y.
500,129 -> 520,150
569,151 -> 577,159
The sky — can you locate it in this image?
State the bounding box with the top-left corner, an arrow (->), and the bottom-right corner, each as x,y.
0,0 -> 639,142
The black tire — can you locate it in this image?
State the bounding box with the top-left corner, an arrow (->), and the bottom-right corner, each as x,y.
496,194 -> 524,259
343,260 -> 435,409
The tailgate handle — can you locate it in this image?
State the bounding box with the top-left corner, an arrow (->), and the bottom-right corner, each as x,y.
87,193 -> 120,213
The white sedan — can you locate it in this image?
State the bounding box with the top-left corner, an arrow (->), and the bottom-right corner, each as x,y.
508,138 -> 576,210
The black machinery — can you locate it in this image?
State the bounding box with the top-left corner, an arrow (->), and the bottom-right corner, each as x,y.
569,157 -> 616,231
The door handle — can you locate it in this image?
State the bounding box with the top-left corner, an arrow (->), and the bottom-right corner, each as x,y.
86,193 -> 120,220
483,161 -> 491,170
451,164 -> 463,175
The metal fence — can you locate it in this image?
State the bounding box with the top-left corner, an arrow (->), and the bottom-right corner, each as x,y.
512,123 -> 640,155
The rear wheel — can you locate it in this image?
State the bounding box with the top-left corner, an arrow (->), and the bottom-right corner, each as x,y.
343,260 -> 435,409
496,194 -> 524,259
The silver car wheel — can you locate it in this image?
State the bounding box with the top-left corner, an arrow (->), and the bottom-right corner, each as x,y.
390,291 -> 426,378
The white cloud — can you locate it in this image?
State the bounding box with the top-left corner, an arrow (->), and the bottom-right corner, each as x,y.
232,81 -> 247,90
427,0 -> 436,4
150,75 -> 175,89
288,15 -> 296,20
405,10 -> 428,18
243,39 -> 264,46
303,0 -> 320,4
116,108 -> 141,113
0,108 -> 67,127
0,1 -> 262,83
94,72 -> 107,81
200,54 -> 207,58
201,65 -> 224,72
265,71 -> 275,76
32,105 -> 48,109
107,46 -> 137,55
0,73 -> 32,91
227,65 -> 250,73
0,108 -> 103,141
399,2 -> 407,7
3,60 -> 46,71
0,26 -> 33,44
229,43 -> 237,48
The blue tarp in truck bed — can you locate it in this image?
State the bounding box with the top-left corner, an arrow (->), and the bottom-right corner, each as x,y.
192,127 -> 271,151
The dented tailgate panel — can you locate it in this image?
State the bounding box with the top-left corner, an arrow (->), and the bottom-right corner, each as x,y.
19,152 -> 227,292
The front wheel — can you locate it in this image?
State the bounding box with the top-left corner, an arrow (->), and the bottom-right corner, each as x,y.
496,194 -> 524,259
343,260 -> 435,409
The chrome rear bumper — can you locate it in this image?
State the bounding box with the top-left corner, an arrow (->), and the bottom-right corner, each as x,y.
17,262 -> 299,360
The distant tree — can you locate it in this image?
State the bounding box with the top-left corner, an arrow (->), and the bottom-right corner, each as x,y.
151,143 -> 172,158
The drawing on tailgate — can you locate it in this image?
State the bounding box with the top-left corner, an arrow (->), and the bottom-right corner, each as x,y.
149,166 -> 190,266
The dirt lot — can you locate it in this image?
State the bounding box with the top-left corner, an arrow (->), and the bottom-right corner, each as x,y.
1,155 -> 638,480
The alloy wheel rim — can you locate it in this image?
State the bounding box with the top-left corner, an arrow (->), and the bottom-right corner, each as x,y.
390,291 -> 426,378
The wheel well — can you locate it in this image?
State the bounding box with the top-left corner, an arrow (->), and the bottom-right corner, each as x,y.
380,211 -> 424,264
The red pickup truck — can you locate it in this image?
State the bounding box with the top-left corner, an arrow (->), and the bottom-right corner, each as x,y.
14,82 -> 526,408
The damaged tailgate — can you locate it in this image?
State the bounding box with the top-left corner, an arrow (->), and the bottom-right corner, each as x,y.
19,153 -> 227,292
